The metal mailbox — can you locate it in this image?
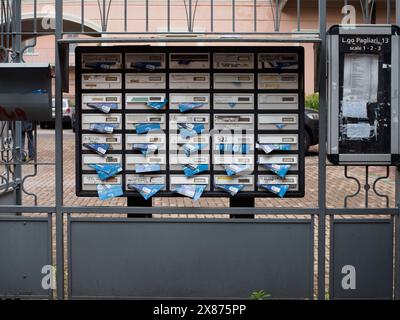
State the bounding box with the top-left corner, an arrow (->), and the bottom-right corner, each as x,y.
126,154 -> 167,171
126,73 -> 166,89
82,134 -> 123,151
82,174 -> 122,191
82,154 -> 122,171
170,175 -> 211,191
257,175 -> 299,192
258,154 -> 299,171
214,175 -> 255,191
126,53 -> 166,70
258,53 -> 298,70
214,94 -> 254,110
258,73 -> 298,90
258,93 -> 298,110
214,53 -> 254,69
258,134 -> 299,151
169,93 -> 210,111
126,174 -> 167,190
258,114 -> 298,131
169,53 -> 210,69
81,93 -> 122,111
81,114 -> 122,131
213,114 -> 254,130
125,94 -> 167,110
214,73 -> 254,90
125,114 -> 166,131
81,73 -> 122,89
81,53 -> 122,70
169,73 -> 210,89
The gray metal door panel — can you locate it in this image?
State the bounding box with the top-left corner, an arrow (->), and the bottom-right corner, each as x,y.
331,219 -> 393,299
0,218 -> 51,298
69,219 -> 313,299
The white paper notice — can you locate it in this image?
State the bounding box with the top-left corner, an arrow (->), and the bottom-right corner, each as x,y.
346,123 -> 371,139
342,100 -> 368,118
343,54 -> 379,102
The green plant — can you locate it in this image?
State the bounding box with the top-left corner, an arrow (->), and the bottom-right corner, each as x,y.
305,92 -> 319,111
250,290 -> 271,300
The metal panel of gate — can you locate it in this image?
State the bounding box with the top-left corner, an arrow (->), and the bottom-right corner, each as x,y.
0,217 -> 52,298
330,219 -> 394,299
68,218 -> 313,299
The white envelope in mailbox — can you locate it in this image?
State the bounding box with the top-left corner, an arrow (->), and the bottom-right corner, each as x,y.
126,73 -> 166,89
214,53 -> 253,69
81,73 -> 122,89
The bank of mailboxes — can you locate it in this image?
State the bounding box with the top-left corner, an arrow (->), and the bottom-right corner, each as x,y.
76,48 -> 304,198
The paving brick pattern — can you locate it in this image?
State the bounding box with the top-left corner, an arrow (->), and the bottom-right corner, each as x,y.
19,129 -> 396,210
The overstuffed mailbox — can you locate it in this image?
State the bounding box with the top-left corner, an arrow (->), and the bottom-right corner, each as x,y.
75,46 -> 305,201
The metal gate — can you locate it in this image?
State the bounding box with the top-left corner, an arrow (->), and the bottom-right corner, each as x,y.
0,0 -> 400,300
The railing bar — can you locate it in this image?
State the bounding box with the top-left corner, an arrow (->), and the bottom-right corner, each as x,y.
167,0 -> 170,32
210,0 -> 214,32
124,0 -> 127,32
387,0 -> 391,24
146,0 -> 149,32
254,0 -> 257,32
81,0 -> 85,32
189,0 -> 192,32
275,0 -> 279,32
33,0 -> 37,33
297,0 -> 300,31
232,0 -> 235,32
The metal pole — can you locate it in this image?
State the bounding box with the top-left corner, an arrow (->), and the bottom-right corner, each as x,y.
394,0 -> 400,300
12,0 -> 22,206
55,0 -> 64,300
317,0 -> 327,300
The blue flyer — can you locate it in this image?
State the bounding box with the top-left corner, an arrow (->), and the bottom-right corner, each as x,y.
173,184 -> 207,201
260,184 -> 290,198
135,123 -> 161,134
178,103 -> 204,112
215,184 -> 244,196
89,164 -> 122,180
264,164 -> 291,178
89,123 -> 118,134
83,143 -> 109,156
135,164 -> 161,173
127,184 -> 164,200
183,164 -> 209,177
96,184 -> 123,200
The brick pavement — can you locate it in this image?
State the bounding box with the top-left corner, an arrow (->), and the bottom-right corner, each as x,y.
20,129 -> 396,210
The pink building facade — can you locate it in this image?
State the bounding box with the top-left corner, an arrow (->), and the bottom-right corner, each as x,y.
18,0 -> 397,101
